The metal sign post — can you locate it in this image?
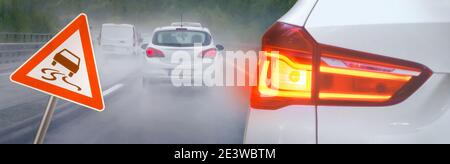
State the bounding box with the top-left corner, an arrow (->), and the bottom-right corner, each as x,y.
33,96 -> 58,144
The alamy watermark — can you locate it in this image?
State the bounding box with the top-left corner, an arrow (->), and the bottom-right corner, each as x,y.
160,44 -> 270,87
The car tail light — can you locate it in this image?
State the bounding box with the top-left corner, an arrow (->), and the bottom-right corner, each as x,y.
201,48 -> 217,58
146,47 -> 164,57
251,22 -> 316,109
251,22 -> 432,110
317,45 -> 431,106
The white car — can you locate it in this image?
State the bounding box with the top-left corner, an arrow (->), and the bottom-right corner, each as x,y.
98,24 -> 142,56
245,0 -> 450,144
141,22 -> 224,84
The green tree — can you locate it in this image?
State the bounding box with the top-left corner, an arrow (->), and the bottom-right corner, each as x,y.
0,0 -> 297,39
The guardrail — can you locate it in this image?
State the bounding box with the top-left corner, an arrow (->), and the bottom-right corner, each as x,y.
0,43 -> 43,72
0,32 -> 52,43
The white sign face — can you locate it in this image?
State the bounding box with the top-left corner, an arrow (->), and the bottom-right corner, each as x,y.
26,31 -> 93,98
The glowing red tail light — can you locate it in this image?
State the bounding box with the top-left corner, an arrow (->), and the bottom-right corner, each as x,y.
251,22 -> 316,109
146,47 -> 165,57
251,22 -> 432,110
201,48 -> 218,58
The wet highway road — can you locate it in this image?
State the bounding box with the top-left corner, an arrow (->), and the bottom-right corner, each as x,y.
0,51 -> 251,144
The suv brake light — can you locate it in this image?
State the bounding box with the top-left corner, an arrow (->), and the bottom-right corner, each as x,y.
251,22 -> 432,110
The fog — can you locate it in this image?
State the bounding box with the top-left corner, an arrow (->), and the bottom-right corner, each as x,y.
0,0 -> 294,143
39,46 -> 251,143
0,14 -> 255,144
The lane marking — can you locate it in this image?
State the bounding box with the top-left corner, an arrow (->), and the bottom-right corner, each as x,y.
102,83 -> 124,97
52,83 -> 124,110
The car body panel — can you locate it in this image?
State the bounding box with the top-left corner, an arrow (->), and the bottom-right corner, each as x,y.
317,73 -> 450,144
99,24 -> 140,56
143,23 -> 217,82
244,0 -> 318,144
244,106 -> 317,144
245,0 -> 450,144
278,0 -> 318,26
306,0 -> 450,73
304,0 -> 450,144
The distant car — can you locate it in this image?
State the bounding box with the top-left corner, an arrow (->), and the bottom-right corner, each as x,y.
245,0 -> 450,144
52,49 -> 80,77
98,24 -> 142,56
141,22 -> 224,85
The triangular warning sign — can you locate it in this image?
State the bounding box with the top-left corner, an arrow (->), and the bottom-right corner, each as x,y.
10,13 -> 104,111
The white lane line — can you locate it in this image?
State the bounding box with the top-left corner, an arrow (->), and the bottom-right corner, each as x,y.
102,83 -> 124,97
53,83 -> 124,111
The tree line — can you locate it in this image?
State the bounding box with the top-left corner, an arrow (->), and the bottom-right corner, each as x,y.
0,0 -> 297,41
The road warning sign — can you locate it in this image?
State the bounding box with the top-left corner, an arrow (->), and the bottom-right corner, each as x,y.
10,13 -> 104,111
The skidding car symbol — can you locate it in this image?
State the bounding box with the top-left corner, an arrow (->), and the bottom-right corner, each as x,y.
51,49 -> 80,77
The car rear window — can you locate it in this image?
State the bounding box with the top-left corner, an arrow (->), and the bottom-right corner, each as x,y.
152,30 -> 211,47
101,26 -> 134,44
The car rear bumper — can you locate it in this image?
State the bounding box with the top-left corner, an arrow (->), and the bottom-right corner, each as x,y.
245,73 -> 450,144
317,73 -> 450,144
142,59 -> 211,84
244,106 -> 317,144
100,47 -> 136,56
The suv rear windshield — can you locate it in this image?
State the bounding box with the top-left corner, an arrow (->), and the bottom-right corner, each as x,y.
152,30 -> 211,47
